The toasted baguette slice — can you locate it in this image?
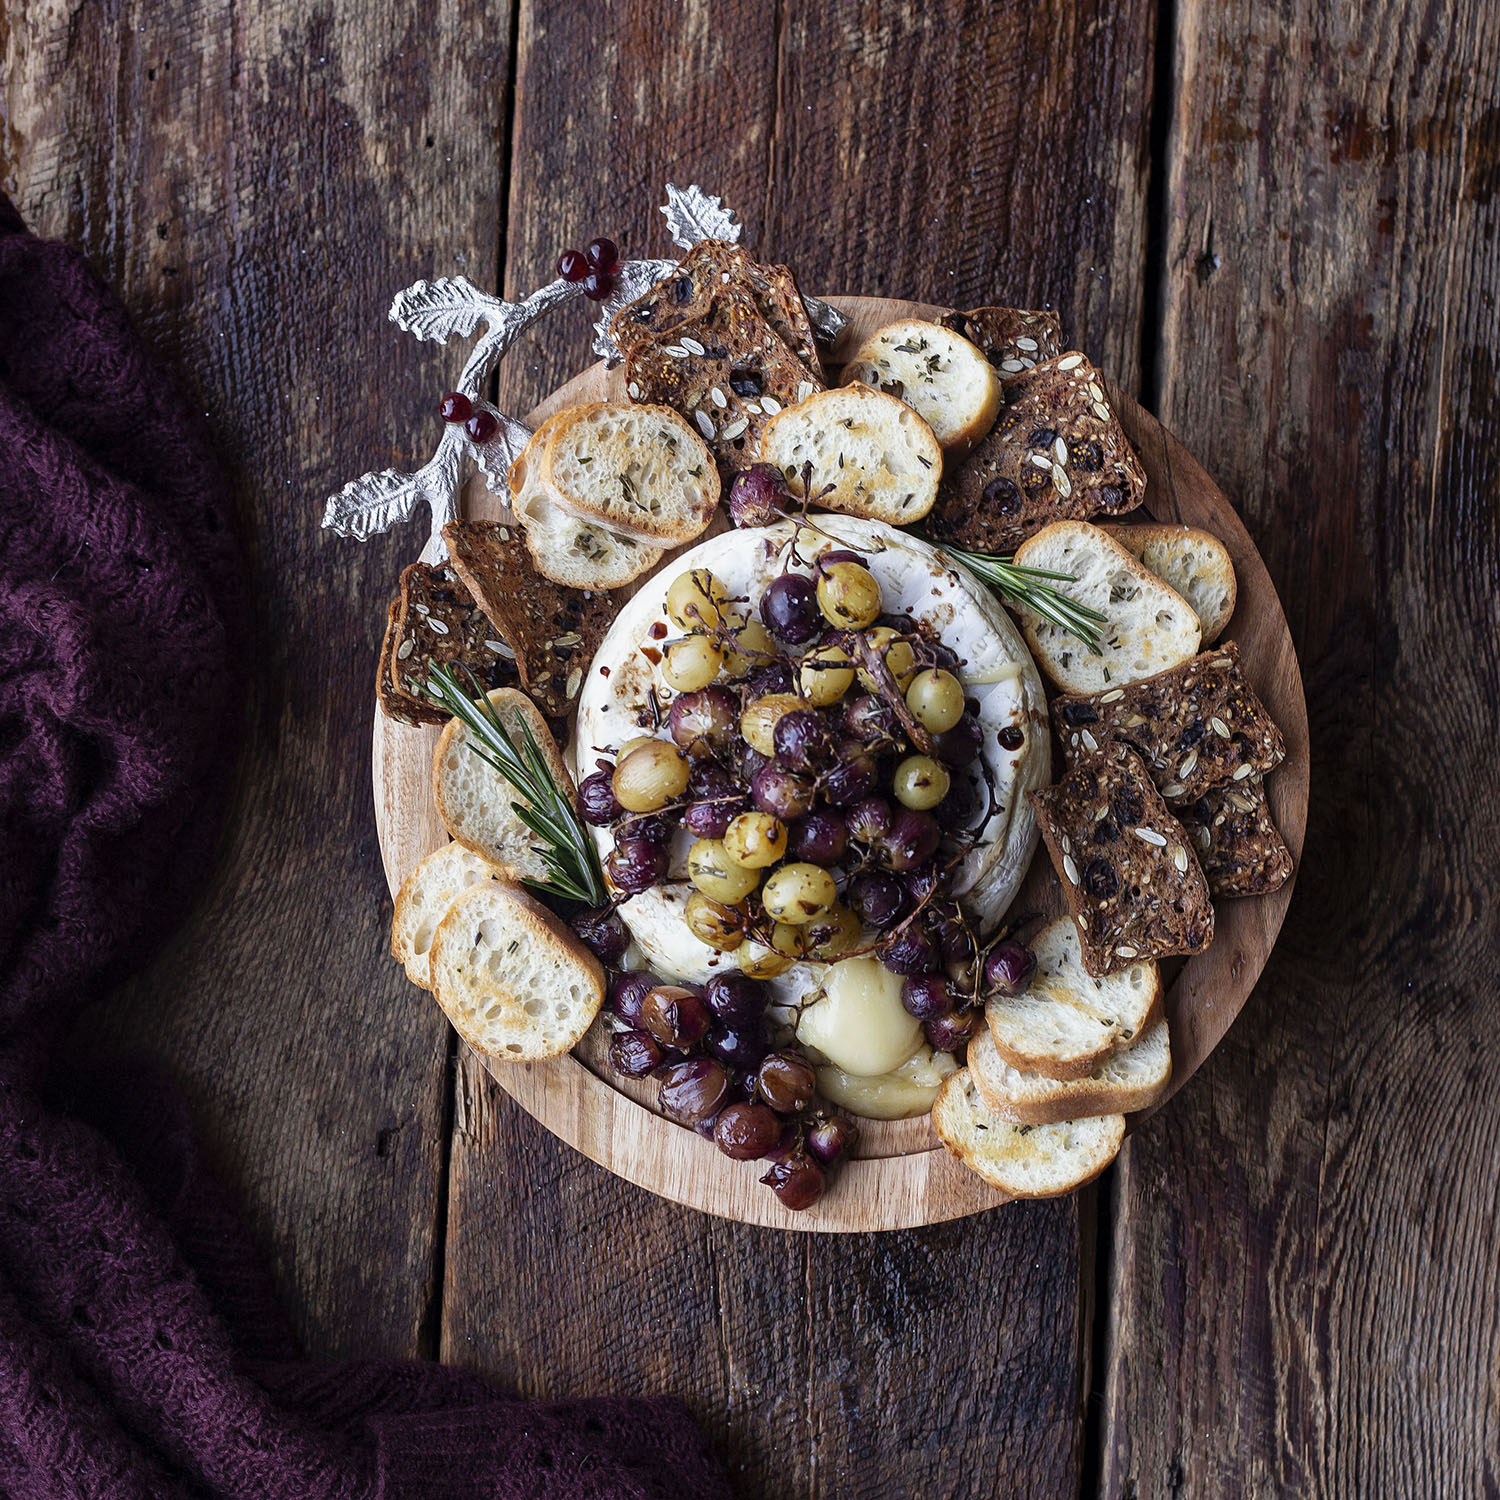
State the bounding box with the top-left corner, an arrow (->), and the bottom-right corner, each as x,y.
840,319 -> 1002,455
758,384 -> 942,524
985,917 -> 1162,1078
391,842 -> 505,990
932,1069 -> 1125,1198
969,1018 -> 1172,1125
433,688 -> 574,880
512,462 -> 664,591
1101,523 -> 1237,643
1013,521 -> 1201,693
539,402 -> 719,543
429,883 -> 604,1060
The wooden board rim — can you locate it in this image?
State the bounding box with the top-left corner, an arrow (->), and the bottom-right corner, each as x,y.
371,294 -> 1309,1232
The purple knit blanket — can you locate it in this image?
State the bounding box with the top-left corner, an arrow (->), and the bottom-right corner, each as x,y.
0,197 -> 731,1500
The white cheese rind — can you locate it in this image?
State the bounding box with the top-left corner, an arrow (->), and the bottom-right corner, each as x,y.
572,516 -> 1049,1001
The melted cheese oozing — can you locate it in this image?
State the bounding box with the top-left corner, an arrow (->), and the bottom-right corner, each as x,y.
816,1045 -> 960,1120
795,957 -> 923,1077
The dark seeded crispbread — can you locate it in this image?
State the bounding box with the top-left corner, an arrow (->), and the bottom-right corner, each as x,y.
442,518 -> 618,718
1171,775 -> 1294,898
625,282 -> 824,469
927,351 -> 1146,554
377,598 -> 446,726
1050,642 -> 1286,803
940,306 -> 1063,382
612,241 -> 822,375
1031,741 -> 1214,977
390,560 -> 520,710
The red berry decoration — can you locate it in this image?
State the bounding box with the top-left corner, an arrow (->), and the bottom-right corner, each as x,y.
582,269 -> 613,302
557,247 -> 588,282
586,236 -> 619,273
439,391 -> 472,423
465,410 -> 499,444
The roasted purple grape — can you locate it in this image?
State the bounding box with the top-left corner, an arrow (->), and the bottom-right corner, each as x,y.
714,1101 -> 783,1160
610,1028 -> 663,1078
755,1051 -> 818,1114
640,985 -> 711,1048
703,972 -> 768,1027
572,906 -> 629,965
789,808 -> 849,865
706,1023 -> 770,1071
879,926 -> 936,976
752,764 -> 815,821
983,940 -> 1037,997
925,1007 -> 982,1053
609,970 -> 656,1026
901,972 -> 953,1020
847,796 -> 894,846
727,463 -> 788,527
669,686 -> 738,756
658,1057 -> 729,1126
848,870 -> 908,926
773,708 -> 832,773
884,808 -> 941,871
760,573 -> 820,644
805,1113 -> 859,1165
821,744 -> 878,807
760,1151 -> 826,1210
843,693 -> 898,745
746,661 -> 796,698
578,767 -> 621,825
605,837 -> 668,896
932,713 -> 983,767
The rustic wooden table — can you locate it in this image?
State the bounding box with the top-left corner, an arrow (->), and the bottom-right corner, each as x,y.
6,2 -> 1497,1494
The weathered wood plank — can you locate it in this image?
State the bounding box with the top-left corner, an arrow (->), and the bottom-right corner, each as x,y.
2,0 -> 514,1359
1101,2 -> 1500,1495
444,2 -> 1158,1494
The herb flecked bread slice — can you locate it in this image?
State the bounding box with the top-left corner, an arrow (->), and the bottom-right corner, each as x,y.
1171,775 -> 1294,898
927,351 -> 1146,554
433,687 -> 575,882
391,841 -> 506,990
1050,641 -> 1286,802
1031,741 -> 1214,977
611,240 -> 822,374
969,1017 -> 1172,1125
1101,522 -> 1237,643
624,282 -> 823,469
939,306 -> 1064,382
839,318 -> 1002,454
442,519 -> 616,719
757,384 -> 943,524
429,882 -> 605,1061
539,402 -> 720,544
984,917 -> 1162,1078
1013,521 -> 1202,693
932,1069 -> 1125,1198
388,561 -> 520,715
377,598 -> 446,726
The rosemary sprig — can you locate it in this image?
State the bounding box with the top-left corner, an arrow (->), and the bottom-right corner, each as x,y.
420,663 -> 609,907
938,544 -> 1108,655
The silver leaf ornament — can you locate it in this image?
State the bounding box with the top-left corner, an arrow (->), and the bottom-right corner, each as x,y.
660,184 -> 743,249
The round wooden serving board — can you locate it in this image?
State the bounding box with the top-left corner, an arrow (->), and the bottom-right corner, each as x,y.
372,295 -> 1309,1233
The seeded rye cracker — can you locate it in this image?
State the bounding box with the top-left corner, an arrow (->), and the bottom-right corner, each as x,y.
940,306 -> 1063,381
389,559 -> 519,712
1031,740 -> 1214,977
1172,775 -> 1294,898
442,518 -> 617,718
377,598 -> 446,726
1050,642 -> 1286,803
928,351 -> 1146,554
611,240 -> 822,375
625,281 -> 824,469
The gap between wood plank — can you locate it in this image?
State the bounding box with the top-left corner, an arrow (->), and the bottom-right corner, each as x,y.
428,0 -> 525,1361
1080,0 -> 1177,1489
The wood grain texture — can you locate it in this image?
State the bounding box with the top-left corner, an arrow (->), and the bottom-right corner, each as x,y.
372,294 -> 1309,1231
438,3 -> 1161,1493
1,0 -> 514,1358
1099,2 -> 1500,1496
